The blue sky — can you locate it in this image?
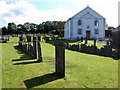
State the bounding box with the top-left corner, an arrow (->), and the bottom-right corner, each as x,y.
0,0 -> 119,28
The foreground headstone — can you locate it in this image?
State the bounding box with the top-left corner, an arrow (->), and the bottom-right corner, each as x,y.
38,41 -> 42,62
55,42 -> 65,78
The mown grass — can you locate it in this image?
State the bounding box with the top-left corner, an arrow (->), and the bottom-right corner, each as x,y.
2,37 -> 119,88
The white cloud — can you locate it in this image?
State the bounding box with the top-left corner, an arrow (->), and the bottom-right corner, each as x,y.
0,0 -> 75,25
0,0 -> 119,27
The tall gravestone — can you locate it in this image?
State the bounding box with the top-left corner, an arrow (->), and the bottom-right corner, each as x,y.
37,41 -> 42,62
33,37 -> 37,59
55,42 -> 65,78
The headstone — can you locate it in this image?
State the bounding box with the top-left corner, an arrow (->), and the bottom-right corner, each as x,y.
107,41 -> 109,46
55,42 -> 65,77
65,42 -> 69,49
19,36 -> 23,41
38,41 -> 42,62
33,36 -> 37,42
85,38 -> 88,44
33,37 -> 37,59
94,39 -> 96,46
38,36 -> 41,41
26,36 -> 31,42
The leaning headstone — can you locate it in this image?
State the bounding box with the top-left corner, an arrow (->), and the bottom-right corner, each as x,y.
55,42 -> 65,78
37,41 -> 42,62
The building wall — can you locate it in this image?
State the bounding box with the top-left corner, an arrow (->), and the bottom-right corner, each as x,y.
64,7 -> 105,40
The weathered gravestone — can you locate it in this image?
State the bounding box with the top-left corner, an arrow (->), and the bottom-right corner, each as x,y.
37,41 -> 42,62
55,42 -> 65,77
33,37 -> 37,59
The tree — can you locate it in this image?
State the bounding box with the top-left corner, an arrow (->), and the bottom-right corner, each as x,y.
7,22 -> 16,34
1,26 -> 8,35
108,26 -> 115,30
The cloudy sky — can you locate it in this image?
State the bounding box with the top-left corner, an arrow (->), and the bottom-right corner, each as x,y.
0,0 -> 119,28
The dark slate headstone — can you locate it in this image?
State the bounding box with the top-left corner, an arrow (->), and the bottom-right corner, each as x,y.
85,38 -> 88,44
19,36 -> 23,41
33,39 -> 37,59
33,36 -> 37,42
65,42 -> 69,49
38,36 -> 41,41
94,39 -> 96,47
55,42 -> 65,77
38,41 -> 42,62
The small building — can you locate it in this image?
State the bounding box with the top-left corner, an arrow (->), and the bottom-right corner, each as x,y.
112,25 -> 120,49
64,6 -> 106,40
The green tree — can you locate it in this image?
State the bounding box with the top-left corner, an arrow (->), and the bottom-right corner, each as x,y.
7,22 -> 16,34
1,26 -> 8,35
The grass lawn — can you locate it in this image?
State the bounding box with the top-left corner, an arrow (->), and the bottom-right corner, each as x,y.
2,37 -> 119,88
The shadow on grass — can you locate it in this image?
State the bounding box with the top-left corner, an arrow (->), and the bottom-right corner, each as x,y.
24,72 -> 61,89
12,46 -> 38,65
13,61 -> 40,65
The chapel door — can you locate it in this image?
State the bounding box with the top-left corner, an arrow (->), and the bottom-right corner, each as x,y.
86,31 -> 90,39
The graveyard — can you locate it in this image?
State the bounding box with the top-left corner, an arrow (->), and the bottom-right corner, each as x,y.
1,35 -> 119,88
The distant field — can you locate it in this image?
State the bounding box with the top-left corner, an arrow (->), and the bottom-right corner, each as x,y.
2,37 -> 119,88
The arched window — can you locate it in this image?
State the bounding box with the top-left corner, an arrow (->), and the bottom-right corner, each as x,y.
78,20 -> 82,25
94,20 -> 99,26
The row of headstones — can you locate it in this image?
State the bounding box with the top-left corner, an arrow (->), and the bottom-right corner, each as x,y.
19,36 -> 65,78
19,36 -> 42,62
65,42 -> 120,58
0,35 -> 11,43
